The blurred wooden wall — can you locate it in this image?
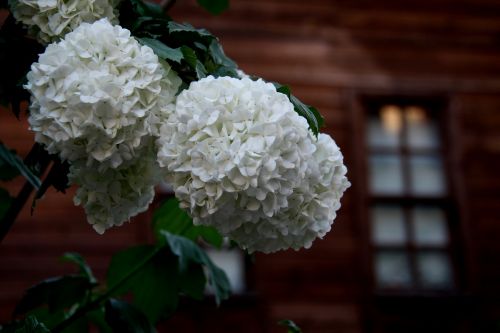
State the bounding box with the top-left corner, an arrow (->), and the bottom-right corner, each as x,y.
1,0 -> 500,332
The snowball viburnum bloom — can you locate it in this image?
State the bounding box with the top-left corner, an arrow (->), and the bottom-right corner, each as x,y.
70,143 -> 163,234
26,19 -> 181,170
229,134 -> 350,253
157,76 -> 350,252
9,0 -> 120,44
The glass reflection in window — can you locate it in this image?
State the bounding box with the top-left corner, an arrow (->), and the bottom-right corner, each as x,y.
375,252 -> 413,288
417,252 -> 453,289
372,206 -> 406,245
412,206 -> 448,246
369,155 -> 404,195
409,155 -> 446,195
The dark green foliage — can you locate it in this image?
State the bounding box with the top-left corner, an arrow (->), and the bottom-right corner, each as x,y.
152,197 -> 223,248
0,316 -> 50,333
209,39 -> 236,68
13,276 -> 94,316
278,319 -> 303,333
61,252 -> 97,284
107,234 -> 230,320
107,245 -> 179,322
104,299 -> 156,333
167,22 -> 213,41
197,0 -> 229,15
139,38 -> 183,63
107,245 -> 159,296
119,5 -> 239,83
128,0 -> 163,17
161,231 -> 231,305
275,84 -> 325,137
178,264 -> 206,300
85,308 -> 113,333
5,215 -> 230,331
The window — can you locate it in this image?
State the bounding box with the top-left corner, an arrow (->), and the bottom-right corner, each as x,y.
364,100 -> 456,292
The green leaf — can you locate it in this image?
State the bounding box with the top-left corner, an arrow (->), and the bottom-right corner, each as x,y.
168,22 -> 213,38
197,0 -> 229,15
0,316 -> 50,333
180,46 -> 197,68
0,188 -> 12,220
13,276 -> 94,316
278,319 -> 302,333
61,252 -> 97,284
161,231 -> 231,305
274,83 -> 324,137
211,66 -> 239,78
86,307 -> 112,333
0,143 -> 41,189
209,39 -> 236,68
104,299 -> 156,333
195,60 -> 207,79
22,308 -> 66,331
178,264 -> 206,300
134,254 -> 179,322
131,17 -> 169,37
129,0 -> 163,18
107,245 -> 157,296
152,198 -> 223,248
138,38 -> 183,63
107,245 -> 179,323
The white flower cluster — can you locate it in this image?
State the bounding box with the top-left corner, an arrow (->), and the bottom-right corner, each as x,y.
9,0 -> 120,44
17,3 -> 350,247
70,143 -> 163,234
229,134 -> 350,253
157,76 -> 350,253
25,19 -> 181,232
26,19 -> 181,171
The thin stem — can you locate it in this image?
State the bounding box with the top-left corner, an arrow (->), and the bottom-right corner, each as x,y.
52,247 -> 161,332
0,180 -> 34,242
0,145 -> 50,243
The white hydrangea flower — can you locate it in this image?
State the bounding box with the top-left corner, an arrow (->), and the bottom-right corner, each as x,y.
9,0 -> 120,44
70,143 -> 163,234
158,76 -> 345,252
26,19 -> 181,170
228,134 -> 350,253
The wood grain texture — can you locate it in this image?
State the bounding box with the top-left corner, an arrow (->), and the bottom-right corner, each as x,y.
1,0 -> 500,331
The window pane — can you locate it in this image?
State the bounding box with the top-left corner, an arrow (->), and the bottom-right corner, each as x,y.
409,155 -> 446,195
369,155 -> 404,194
417,252 -> 453,289
375,252 -> 413,288
367,105 -> 402,148
405,106 -> 440,149
412,206 -> 448,246
372,206 -> 406,245
206,249 -> 245,294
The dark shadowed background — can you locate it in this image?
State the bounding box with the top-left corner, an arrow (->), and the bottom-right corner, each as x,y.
1,0 -> 500,332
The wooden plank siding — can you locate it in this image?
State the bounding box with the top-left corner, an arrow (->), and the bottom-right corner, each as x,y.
1,0 -> 500,332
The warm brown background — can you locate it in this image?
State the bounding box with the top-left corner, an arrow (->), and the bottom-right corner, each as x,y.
1,0 -> 500,332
